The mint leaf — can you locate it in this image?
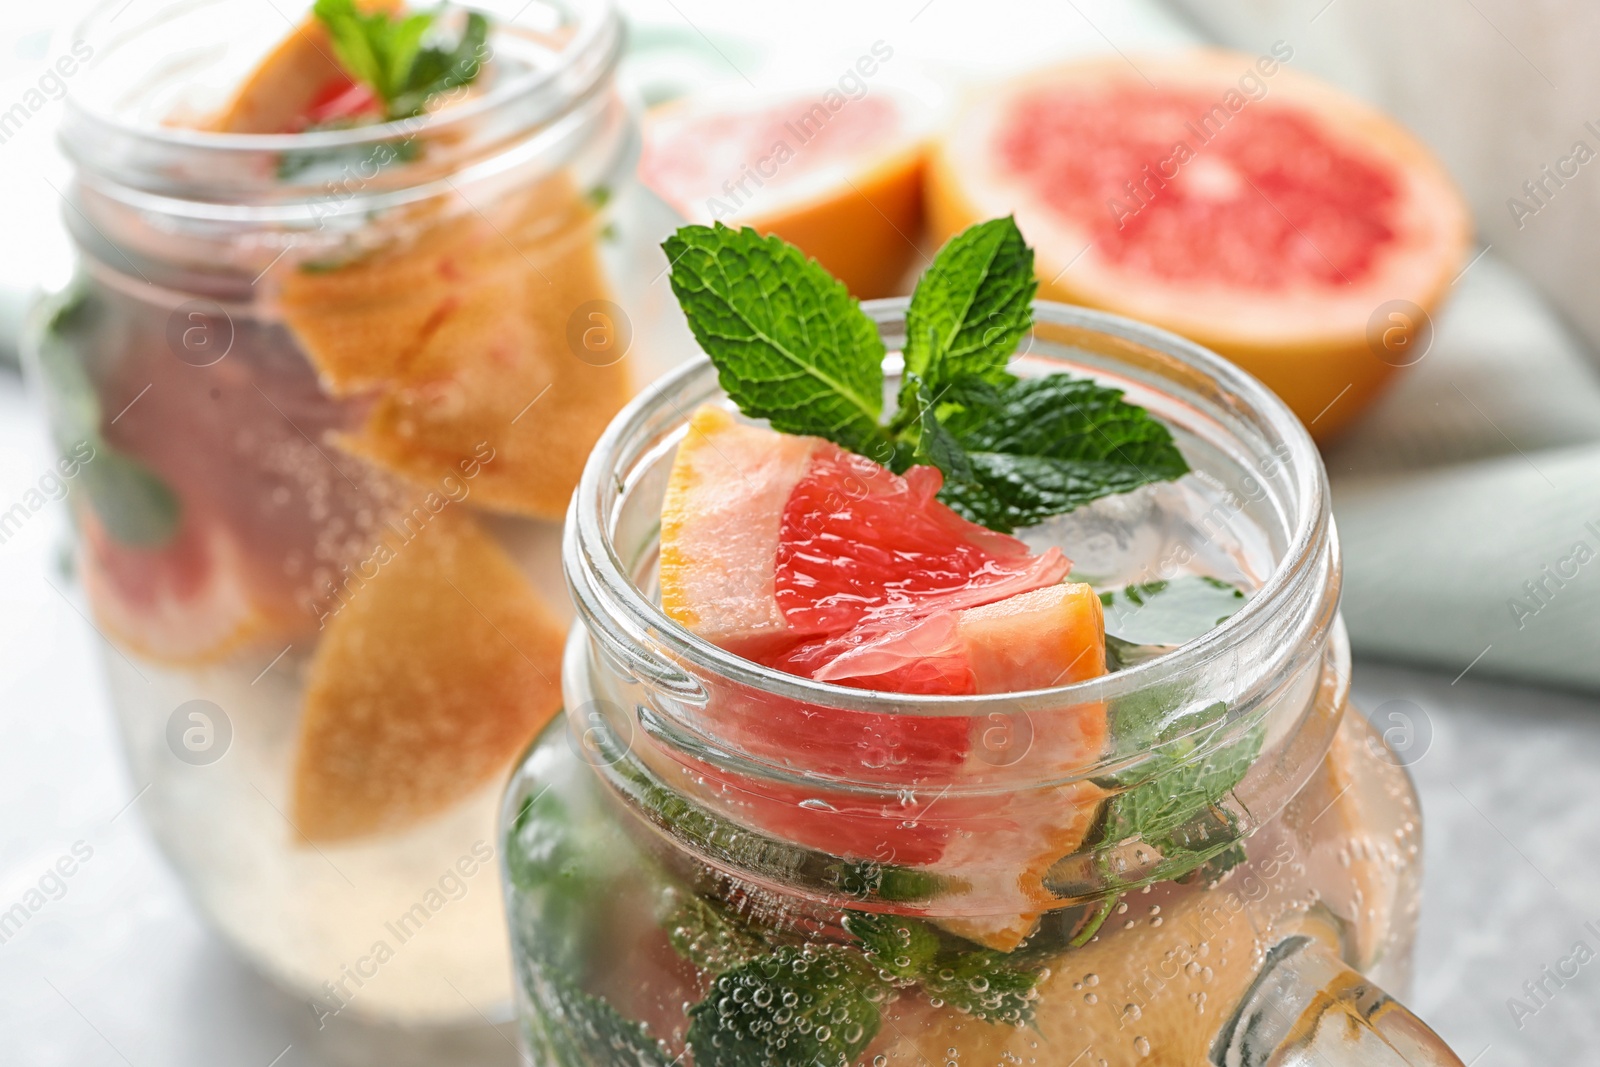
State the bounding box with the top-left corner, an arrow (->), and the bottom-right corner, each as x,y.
906,375 -> 974,480
80,452 -> 182,548
664,224 -> 892,458
932,374 -> 1191,533
1100,576 -> 1248,668
895,217 -> 1035,426
34,288 -> 182,548
845,913 -> 1040,1026
521,964 -> 674,1067
313,1 -> 489,120
390,12 -> 489,117
1098,722 -> 1264,886
686,946 -> 882,1067
658,887 -> 766,974
663,219 -> 1193,533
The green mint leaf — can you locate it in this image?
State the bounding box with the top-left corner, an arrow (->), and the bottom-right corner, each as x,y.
1099,723 -> 1264,885
686,946 -> 882,1067
313,0 -> 392,94
845,914 -> 1040,1027
932,374 -> 1191,533
896,216 -> 1035,426
1100,576 -> 1248,659
906,375 -> 974,480
314,2 -> 489,120
844,913 -> 940,980
80,452 -> 182,548
664,224 -> 891,459
381,12 -> 434,98
828,860 -> 948,903
521,963 -> 674,1067
389,12 -> 489,117
659,887 -> 767,974
34,288 -> 182,548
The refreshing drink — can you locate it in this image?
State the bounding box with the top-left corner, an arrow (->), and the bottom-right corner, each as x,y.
28,0 -> 669,1034
500,223 -> 1463,1065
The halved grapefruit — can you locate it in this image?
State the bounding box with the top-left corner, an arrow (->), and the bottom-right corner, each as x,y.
640,89 -> 931,298
927,53 -> 1470,437
656,407 -> 1109,945
291,510 -> 564,841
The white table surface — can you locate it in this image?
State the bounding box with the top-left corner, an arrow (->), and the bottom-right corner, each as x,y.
0,364 -> 1596,1065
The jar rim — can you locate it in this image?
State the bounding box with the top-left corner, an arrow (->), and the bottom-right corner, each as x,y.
60,0 -> 623,186
567,298 -> 1335,718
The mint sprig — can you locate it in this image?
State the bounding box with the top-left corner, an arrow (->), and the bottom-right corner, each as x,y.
313,0 -> 489,120
664,219 -> 1191,533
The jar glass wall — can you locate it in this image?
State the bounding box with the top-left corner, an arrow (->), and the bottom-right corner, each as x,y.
24,0 -> 681,1034
501,301 -> 1462,1066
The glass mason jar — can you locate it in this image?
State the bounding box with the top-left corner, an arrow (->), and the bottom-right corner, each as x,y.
501,301 -> 1465,1066
25,0 -> 682,1041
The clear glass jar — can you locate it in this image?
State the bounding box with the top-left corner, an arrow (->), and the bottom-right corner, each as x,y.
24,0 -> 681,1041
501,300 -> 1465,1066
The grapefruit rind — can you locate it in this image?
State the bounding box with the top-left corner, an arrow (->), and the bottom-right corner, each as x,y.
658,405 -> 821,654
641,92 -> 930,297
928,52 -> 1471,437
291,511 -> 564,842
930,583 -> 1110,951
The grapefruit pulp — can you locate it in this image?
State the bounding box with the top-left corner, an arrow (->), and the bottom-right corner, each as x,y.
640,91 -> 929,298
79,507 -> 270,666
927,53 -> 1470,437
656,407 -> 1110,944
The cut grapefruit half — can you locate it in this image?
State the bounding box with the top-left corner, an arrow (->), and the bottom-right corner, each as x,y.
640,90 -> 932,298
291,510 -> 564,841
927,52 -> 1471,437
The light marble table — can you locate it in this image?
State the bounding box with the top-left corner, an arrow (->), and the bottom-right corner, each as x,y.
0,370 -> 1596,1066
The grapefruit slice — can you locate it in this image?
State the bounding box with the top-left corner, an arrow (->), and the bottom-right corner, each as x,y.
928,53 -> 1470,437
640,91 -> 929,298
656,410 -> 1109,940
291,510 -> 564,841
659,405 -> 1069,660
79,507 -> 270,666
278,173 -> 632,520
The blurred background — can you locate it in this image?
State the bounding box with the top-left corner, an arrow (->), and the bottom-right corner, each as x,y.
2,0 -> 1598,1064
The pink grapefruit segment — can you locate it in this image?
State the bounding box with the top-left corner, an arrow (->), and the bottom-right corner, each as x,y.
659,406 -> 1067,660
775,444 -> 1069,638
928,52 -> 1470,437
